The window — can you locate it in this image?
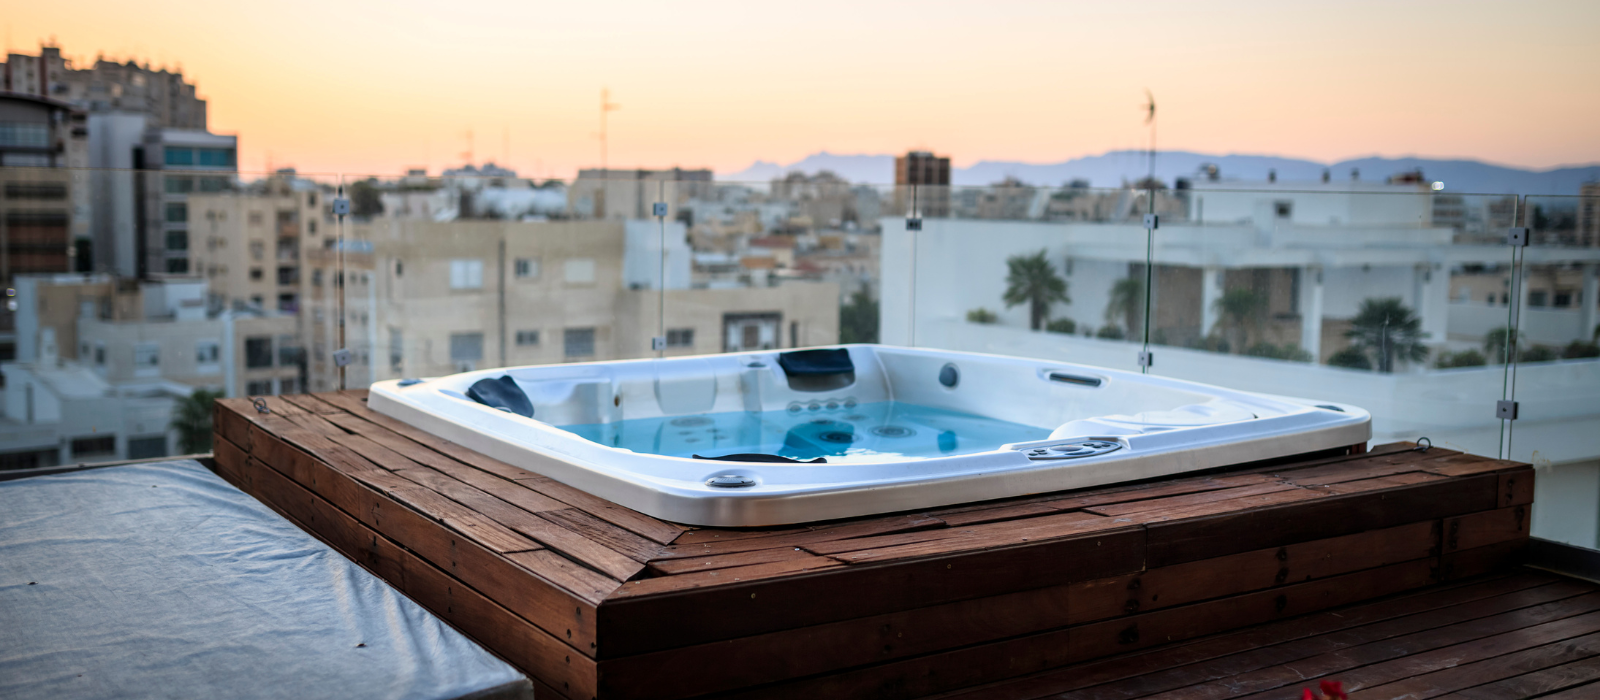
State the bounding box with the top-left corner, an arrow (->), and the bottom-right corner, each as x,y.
245,336 -> 273,368
4,182 -> 67,199
564,328 -> 596,358
198,177 -> 230,193
666,328 -> 694,347
195,148 -> 235,167
249,267 -> 263,281
450,333 -> 484,365
195,340 -> 220,365
449,259 -> 484,289
307,221 -> 317,235
94,344 -> 105,366
165,202 -> 188,223
127,435 -> 168,460
249,240 -> 264,260
279,378 -> 299,394
1530,291 -> 1549,307
394,260 -> 404,277
134,343 -> 160,371
277,294 -> 298,313
248,212 -> 264,226
312,268 -> 323,287
246,380 -> 275,396
1554,291 -> 1573,308
164,176 -> 194,194
389,328 -> 404,372
277,266 -> 298,285
515,258 -> 540,279
564,258 -> 596,284
250,295 -> 264,308
164,147 -> 194,166
0,122 -> 50,148
165,231 -> 188,251
165,258 -> 189,274
71,435 -> 117,459
515,330 -> 540,346
1274,201 -> 1293,219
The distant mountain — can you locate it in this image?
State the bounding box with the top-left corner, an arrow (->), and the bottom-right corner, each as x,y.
719,150 -> 1600,195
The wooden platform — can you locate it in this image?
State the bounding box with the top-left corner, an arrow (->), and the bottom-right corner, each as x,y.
212,391 -> 1535,700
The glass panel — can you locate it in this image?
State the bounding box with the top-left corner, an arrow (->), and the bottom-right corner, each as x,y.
1514,194 -> 1600,549
894,181 -> 1148,373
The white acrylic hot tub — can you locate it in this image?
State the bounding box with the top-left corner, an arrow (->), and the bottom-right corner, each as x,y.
368,345 -> 1369,526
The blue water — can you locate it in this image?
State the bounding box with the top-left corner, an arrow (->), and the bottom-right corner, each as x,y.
560,401 -> 1051,462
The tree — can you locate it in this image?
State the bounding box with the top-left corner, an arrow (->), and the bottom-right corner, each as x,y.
1345,297 -> 1428,373
1002,250 -> 1069,331
1104,276 -> 1146,340
1483,327 -> 1517,364
171,388 -> 225,454
1045,318 -> 1077,334
1213,288 -> 1268,353
349,178 -> 385,219
966,308 -> 998,324
1327,347 -> 1373,370
1435,349 -> 1487,369
838,290 -> 879,344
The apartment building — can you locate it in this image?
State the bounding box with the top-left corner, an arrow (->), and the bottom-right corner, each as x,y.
894,150 -> 951,218
2,44 -> 207,129
569,168 -> 713,220
0,93 -> 90,359
355,218 -> 837,381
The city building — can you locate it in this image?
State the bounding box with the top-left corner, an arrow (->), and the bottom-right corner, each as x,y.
568,167 -> 713,220
0,93 -> 90,360
1579,181 -> 1599,249
2,44 -> 207,129
894,150 -> 951,218
352,218 -> 836,381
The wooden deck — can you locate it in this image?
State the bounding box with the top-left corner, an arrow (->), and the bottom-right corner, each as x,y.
212,391 -> 1536,700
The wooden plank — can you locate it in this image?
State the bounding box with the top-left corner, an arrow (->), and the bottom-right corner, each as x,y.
617,555 -> 843,597
1500,467 -> 1535,508
1446,506 -> 1530,554
234,410 -> 604,654
598,527 -> 1146,659
1423,453 -> 1526,477
1146,473 -> 1499,567
649,546 -> 818,576
1311,471 -> 1448,495
1274,450 -> 1436,485
825,513 -> 1132,564
599,521 -> 1442,700
939,573 -> 1571,700
1025,579 -> 1596,700
655,514 -> 947,559
704,560 -> 1438,700
1132,487 -> 1329,524
537,508 -> 664,563
1329,619 -> 1600,700
1083,481 -> 1299,517
672,526 -> 812,546
317,391 -> 687,545
1207,592 -> 1600,700
804,511 -> 1109,556
1529,681 -> 1600,700
1032,474 -> 1281,512
1441,538 -> 1530,582
1437,655 -> 1600,700
232,442 -> 596,698
276,393 -> 345,415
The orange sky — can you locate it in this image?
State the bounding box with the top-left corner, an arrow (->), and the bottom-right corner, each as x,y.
8,0 -> 1599,180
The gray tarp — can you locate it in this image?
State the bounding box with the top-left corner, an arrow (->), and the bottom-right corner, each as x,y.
0,460 -> 531,700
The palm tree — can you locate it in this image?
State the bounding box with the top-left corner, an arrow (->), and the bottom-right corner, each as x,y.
171,388 -> 225,454
1104,277 -> 1146,340
1483,327 -> 1517,364
1002,250 -> 1069,331
1345,297 -> 1429,373
1213,288 -> 1268,352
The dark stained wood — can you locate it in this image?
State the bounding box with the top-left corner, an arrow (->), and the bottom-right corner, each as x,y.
1445,656 -> 1600,699
218,394 -> 1540,699
1144,472 -> 1501,568
601,527 -> 1147,658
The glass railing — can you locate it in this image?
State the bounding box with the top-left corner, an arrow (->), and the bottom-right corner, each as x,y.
1,161 -> 1595,559
1513,195 -> 1600,549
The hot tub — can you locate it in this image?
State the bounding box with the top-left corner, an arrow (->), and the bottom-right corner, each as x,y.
368,345 -> 1369,526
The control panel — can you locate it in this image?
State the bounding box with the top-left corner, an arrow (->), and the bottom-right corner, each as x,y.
1020,439 -> 1124,460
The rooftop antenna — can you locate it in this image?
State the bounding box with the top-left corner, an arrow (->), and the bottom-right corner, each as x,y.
600,88 -> 620,172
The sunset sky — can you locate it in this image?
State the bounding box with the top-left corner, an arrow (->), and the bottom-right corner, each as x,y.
8,0 -> 1599,179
